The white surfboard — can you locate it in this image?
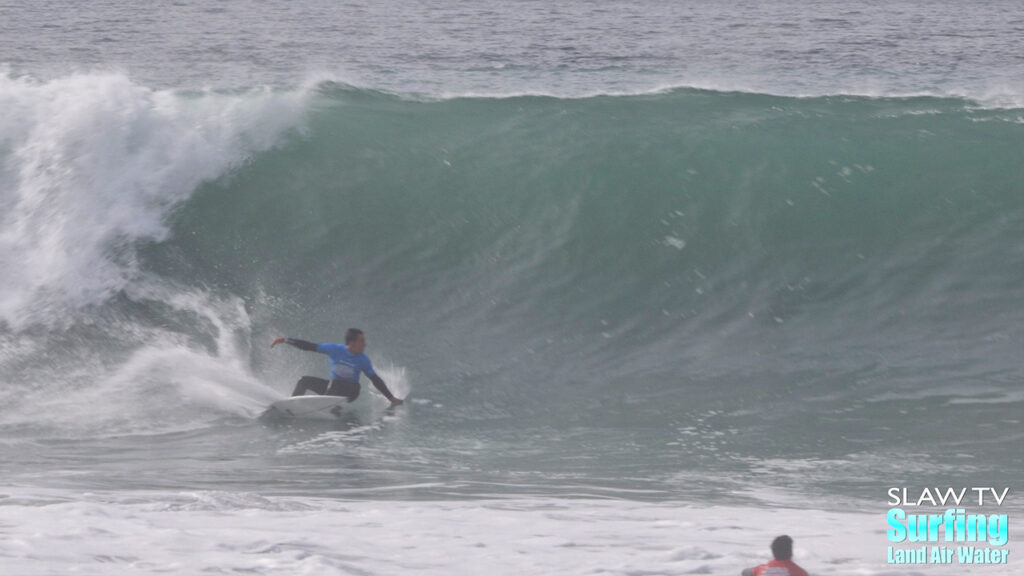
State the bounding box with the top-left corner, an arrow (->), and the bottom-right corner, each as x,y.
265,395 -> 354,420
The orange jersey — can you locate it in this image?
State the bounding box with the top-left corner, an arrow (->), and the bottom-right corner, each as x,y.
752,559 -> 809,576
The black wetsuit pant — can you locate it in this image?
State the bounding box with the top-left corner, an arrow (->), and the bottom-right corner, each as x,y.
291,376 -> 360,402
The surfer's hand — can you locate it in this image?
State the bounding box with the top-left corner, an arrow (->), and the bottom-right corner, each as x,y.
270,337 -> 285,349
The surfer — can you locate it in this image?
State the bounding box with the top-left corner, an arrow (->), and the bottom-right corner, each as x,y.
741,535 -> 808,576
270,329 -> 403,406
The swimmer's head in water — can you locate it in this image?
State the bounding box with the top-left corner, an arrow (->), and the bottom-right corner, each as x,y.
771,535 -> 793,560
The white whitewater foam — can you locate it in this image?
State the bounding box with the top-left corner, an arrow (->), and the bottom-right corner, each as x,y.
0,71 -> 311,329
1,488 -> 1019,576
0,284 -> 281,436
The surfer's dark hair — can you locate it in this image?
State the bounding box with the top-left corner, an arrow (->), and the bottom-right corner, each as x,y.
771,535 -> 793,560
345,328 -> 364,344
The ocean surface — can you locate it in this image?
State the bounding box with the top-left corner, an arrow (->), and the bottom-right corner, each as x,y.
2,1 -> 1023,574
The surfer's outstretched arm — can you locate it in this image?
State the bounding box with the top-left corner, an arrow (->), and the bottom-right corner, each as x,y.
270,337 -> 319,352
369,373 -> 403,406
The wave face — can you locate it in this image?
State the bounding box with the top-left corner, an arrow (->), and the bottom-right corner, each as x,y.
1,75 -> 1022,498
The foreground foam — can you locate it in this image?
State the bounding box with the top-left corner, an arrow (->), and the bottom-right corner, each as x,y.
7,488 -> 1015,576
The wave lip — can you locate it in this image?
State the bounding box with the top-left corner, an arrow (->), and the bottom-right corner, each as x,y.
307,74 -> 1024,110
